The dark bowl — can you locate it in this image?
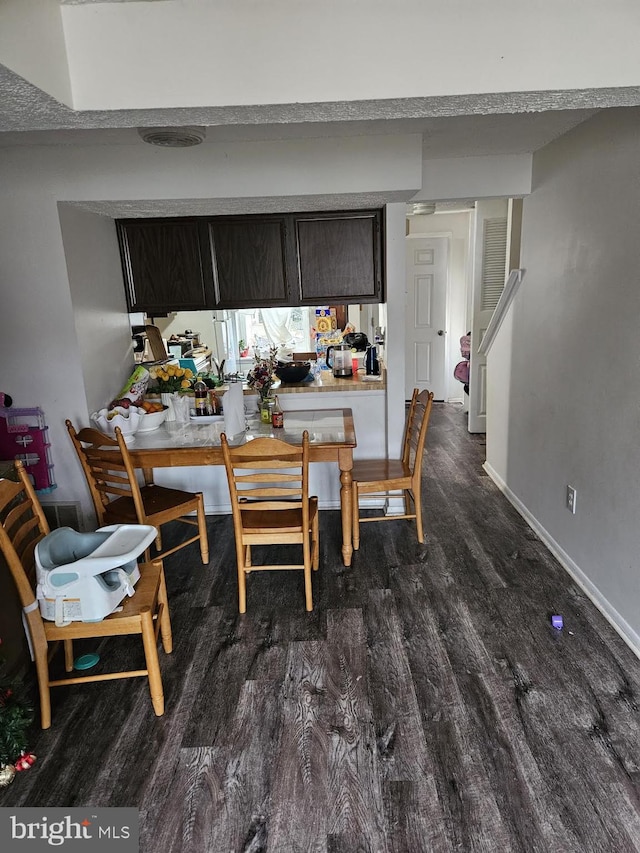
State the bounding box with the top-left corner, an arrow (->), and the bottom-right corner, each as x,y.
275,360 -> 311,383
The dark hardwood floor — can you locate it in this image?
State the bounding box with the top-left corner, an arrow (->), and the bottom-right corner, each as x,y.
4,403 -> 640,852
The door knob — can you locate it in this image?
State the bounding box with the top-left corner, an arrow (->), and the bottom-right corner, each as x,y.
437,329 -> 446,336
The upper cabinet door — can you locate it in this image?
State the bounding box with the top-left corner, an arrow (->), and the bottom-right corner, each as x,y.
117,219 -> 213,314
208,217 -> 291,308
294,210 -> 384,304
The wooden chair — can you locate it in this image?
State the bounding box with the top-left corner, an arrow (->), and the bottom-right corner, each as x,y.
66,421 -> 209,565
351,388 -> 434,550
221,430 -> 319,613
0,460 -> 172,729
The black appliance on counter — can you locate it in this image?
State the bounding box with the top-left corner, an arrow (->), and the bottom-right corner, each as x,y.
342,332 -> 369,351
365,345 -> 380,376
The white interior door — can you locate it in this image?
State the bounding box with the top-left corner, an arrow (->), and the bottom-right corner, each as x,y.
405,236 -> 449,400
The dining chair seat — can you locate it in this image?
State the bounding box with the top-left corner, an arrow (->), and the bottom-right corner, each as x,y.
350,459 -> 412,489
103,484 -> 205,524
240,498 -> 319,536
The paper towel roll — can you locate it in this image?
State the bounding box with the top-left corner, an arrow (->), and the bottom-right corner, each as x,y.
223,382 -> 245,437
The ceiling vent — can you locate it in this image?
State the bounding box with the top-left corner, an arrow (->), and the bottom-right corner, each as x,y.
138,126 -> 206,148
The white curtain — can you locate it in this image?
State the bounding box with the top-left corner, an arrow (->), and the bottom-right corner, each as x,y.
259,308 -> 293,347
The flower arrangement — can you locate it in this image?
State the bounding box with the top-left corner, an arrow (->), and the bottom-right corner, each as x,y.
148,364 -> 194,393
246,346 -> 279,400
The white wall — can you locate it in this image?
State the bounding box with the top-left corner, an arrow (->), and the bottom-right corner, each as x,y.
59,205 -> 135,418
484,107 -> 640,651
384,204 -> 409,460
51,1 -> 640,110
0,0 -> 72,105
419,155 -> 532,203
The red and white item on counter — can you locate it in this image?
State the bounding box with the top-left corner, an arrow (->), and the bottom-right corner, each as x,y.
110,366 -> 150,408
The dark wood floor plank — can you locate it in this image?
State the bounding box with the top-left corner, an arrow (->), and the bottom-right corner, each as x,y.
322,609 -> 389,852
383,780 -> 452,853
365,588 -> 450,851
138,605 -> 231,852
267,640 -> 329,852
181,678 -> 281,853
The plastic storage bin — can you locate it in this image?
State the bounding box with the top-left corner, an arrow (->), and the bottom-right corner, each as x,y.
0,406 -> 56,493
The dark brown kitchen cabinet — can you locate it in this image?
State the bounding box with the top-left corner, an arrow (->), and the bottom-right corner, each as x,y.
207,216 -> 291,308
294,210 -> 383,304
117,219 -> 214,314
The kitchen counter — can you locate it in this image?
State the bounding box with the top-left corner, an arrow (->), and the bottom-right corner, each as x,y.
215,367 -> 386,396
274,368 -> 385,394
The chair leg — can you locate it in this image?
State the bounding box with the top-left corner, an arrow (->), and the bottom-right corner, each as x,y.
196,494 -> 209,564
311,514 -> 320,571
34,649 -> 52,730
140,607 -> 164,717
64,639 -> 74,672
303,540 -> 313,612
236,548 -> 248,614
352,485 -> 361,551
414,484 -> 425,544
303,563 -> 313,611
157,568 -> 173,654
155,528 -> 163,553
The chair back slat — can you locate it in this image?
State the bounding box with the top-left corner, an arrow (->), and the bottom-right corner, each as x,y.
239,488 -> 303,500
0,462 -> 50,607
235,472 -> 303,485
402,389 -> 434,476
241,499 -> 304,511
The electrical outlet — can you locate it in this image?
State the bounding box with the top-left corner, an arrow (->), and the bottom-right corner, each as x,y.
566,485 -> 577,514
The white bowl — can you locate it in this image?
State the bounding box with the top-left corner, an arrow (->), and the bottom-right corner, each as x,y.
137,406 -> 168,432
91,405 -> 144,437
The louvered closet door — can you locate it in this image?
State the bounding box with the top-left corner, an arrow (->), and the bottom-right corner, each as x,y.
405,236 -> 449,401
469,206 -> 509,433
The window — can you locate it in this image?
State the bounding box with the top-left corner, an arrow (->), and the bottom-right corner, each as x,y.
234,307 -> 314,357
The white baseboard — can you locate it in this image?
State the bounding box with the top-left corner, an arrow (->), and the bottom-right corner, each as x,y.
483,461 -> 640,661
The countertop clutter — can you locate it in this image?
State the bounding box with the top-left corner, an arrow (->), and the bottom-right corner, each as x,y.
202,366 -> 386,397
150,369 -> 386,403
270,366 -> 385,394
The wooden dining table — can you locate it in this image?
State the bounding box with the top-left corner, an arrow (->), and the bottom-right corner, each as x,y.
127,407 -> 358,566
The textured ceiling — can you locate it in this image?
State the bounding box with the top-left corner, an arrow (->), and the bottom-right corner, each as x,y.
3,59 -> 638,216
2,62 -> 631,152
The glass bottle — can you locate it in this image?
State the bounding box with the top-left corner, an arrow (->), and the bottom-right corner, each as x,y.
271,395 -> 284,428
194,380 -> 208,416
260,396 -> 274,424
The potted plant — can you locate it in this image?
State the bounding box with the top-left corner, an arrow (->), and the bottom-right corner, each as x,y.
148,364 -> 194,421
